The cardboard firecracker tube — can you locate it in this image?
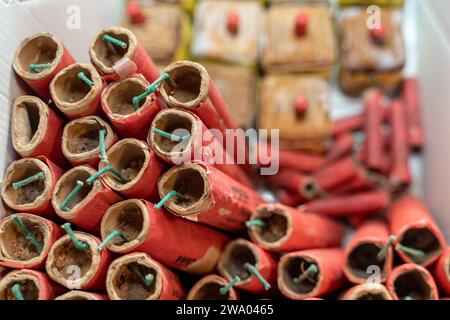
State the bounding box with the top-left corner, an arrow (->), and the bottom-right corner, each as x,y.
0,269 -> 62,300
386,264 -> 439,300
149,108 -> 252,187
0,213 -> 63,270
106,252 -> 185,300
89,27 -> 160,82
278,248 -> 346,300
55,290 -> 108,300
187,274 -> 239,300
1,157 -> 64,217
331,167 -> 378,195
343,220 -> 393,284
264,170 -> 313,203
364,90 -> 384,171
248,203 -> 344,253
62,116 -> 118,167
11,95 -> 66,166
101,75 -> 160,140
387,195 -> 446,267
100,199 -> 229,274
157,162 -> 264,232
332,114 -> 363,137
304,191 -> 390,218
402,78 -> 424,148
12,32 -> 76,100
52,165 -> 122,233
46,232 -> 112,291
50,63 -> 105,119
326,133 -> 354,164
99,139 -> 165,201
433,248 -> 450,295
217,239 -> 277,294
340,283 -> 393,300
276,189 -> 304,207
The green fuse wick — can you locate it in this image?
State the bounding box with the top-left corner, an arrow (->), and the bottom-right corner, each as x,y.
12,172 -> 45,190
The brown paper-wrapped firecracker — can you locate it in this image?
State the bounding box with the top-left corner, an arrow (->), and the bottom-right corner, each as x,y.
89,26 -> 161,83
11,95 -> 66,166
12,32 -> 76,100
187,274 -> 239,300
247,203 -> 344,253
1,157 -> 64,218
278,248 -> 346,300
340,283 -> 393,300
98,139 -> 165,201
157,162 -> 264,232
50,63 -> 105,119
217,239 -> 277,295
0,213 -> 63,270
386,263 -> 439,300
0,269 -> 63,300
387,195 -> 446,267
101,75 -> 161,140
62,116 -> 118,167
52,165 -> 122,233
55,290 -> 108,300
149,108 -> 252,187
433,248 -> 450,296
343,220 -> 393,284
106,252 -> 185,300
46,231 -> 112,291
100,199 -> 229,274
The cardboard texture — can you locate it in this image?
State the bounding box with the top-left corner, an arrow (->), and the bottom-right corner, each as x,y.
55,290 -> 108,300
340,283 -> 393,300
187,274 -> 239,300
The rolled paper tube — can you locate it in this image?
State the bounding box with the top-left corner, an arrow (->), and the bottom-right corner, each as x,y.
0,213 -> 63,269
402,78 -> 424,148
387,195 -> 446,267
52,165 -> 122,233
98,139 -> 165,201
55,290 -> 108,300
187,274 -> 239,300
343,220 -> 393,284
149,108 -> 252,187
217,239 -> 277,294
126,0 -> 146,25
332,114 -> 363,137
46,232 -> 112,291
278,248 -> 346,300
106,252 -> 185,300
1,157 -> 64,217
50,63 -> 105,119
157,162 -> 264,232
12,32 -> 76,100
11,96 -> 66,166
0,269 -> 63,300
100,199 -> 229,274
89,26 -> 160,82
331,167 -> 378,195
264,170 -> 314,202
304,191 -> 391,218
101,75 -> 161,140
326,133 -> 354,164
433,248 -> 450,295
363,90 -> 384,170
389,100 -> 411,189
62,116 -> 118,167
340,283 -> 393,300
386,264 -> 439,300
276,189 -> 304,207
248,203 -> 344,252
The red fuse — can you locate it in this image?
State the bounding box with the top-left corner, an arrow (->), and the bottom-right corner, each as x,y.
340,283 -> 393,300
0,269 -> 63,300
52,165 -> 122,233
0,213 -> 63,270
106,252 -> 185,300
11,96 -> 66,167
247,203 -> 344,253
343,220 -> 394,284
101,75 -> 161,140
433,248 -> 450,296
387,195 -> 446,267
100,199 -> 229,274
90,27 -> 160,83
217,239 -> 277,295
402,78 -> 424,148
46,230 -> 113,291
187,274 -> 239,300
55,290 -> 108,300
98,139 -> 165,201
12,32 -> 76,100
386,264 -> 439,300
278,248 -> 346,300
157,162 -> 264,232
1,157 -> 64,218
